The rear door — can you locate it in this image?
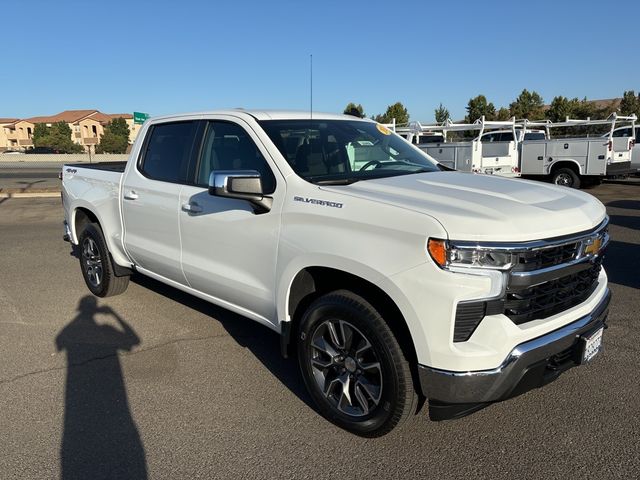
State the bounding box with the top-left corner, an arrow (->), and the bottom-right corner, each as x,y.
178,118 -> 283,325
122,120 -> 200,282
611,127 -> 633,164
480,131 -> 519,175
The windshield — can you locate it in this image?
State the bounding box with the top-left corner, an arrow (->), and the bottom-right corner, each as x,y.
524,132 -> 546,140
259,119 -> 440,184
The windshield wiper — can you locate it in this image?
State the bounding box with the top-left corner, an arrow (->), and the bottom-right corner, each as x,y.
314,178 -> 361,185
400,167 -> 434,175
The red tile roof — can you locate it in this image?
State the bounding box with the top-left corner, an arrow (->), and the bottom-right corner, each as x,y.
23,110 -> 135,125
26,110 -> 98,124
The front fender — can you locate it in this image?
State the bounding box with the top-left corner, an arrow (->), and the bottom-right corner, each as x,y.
276,254 -> 389,326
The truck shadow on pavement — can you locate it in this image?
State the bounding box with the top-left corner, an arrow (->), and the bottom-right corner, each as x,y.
606,199 -> 640,210
130,275 -> 315,411
56,296 -> 148,480
604,240 -> 640,290
603,208 -> 640,290
608,215 -> 640,231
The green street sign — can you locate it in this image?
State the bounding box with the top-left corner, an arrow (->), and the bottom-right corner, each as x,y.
133,112 -> 150,124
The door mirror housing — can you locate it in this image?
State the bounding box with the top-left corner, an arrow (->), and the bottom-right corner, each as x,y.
208,170 -> 272,213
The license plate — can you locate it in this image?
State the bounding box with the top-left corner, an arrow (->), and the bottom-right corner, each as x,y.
581,327 -> 604,363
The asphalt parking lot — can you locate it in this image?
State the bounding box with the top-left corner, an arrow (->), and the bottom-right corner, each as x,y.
0,181 -> 638,480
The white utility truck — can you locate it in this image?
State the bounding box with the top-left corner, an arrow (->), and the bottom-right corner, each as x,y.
405,114 -> 636,188
608,124 -> 640,174
62,110 -> 610,436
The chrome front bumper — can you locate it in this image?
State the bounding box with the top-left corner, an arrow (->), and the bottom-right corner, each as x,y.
419,288 -> 611,406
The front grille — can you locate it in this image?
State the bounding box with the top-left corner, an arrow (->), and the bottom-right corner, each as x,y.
504,258 -> 602,324
513,242 -> 580,272
451,221 -> 608,342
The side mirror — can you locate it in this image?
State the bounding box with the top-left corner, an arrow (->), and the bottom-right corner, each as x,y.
208,170 -> 272,213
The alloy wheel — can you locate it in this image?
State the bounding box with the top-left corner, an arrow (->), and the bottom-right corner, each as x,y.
82,237 -> 103,287
554,172 -> 573,187
309,319 -> 383,417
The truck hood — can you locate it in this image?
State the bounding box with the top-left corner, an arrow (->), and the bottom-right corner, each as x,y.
321,172 -> 606,241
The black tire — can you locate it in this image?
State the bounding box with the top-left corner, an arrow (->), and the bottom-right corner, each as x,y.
581,177 -> 602,189
552,168 -> 581,189
78,223 -> 129,297
297,290 -> 418,437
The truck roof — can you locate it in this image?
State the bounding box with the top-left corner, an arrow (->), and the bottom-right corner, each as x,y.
150,109 -> 367,122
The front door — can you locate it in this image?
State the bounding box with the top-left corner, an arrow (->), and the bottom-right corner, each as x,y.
178,119 -> 283,325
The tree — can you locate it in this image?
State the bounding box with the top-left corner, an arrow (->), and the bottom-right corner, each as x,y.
343,102 -> 365,118
33,121 -> 83,153
97,131 -> 129,154
373,102 -> 409,125
573,97 -> 607,120
434,103 -> 449,123
545,96 -> 577,122
107,117 -> 130,139
509,89 -> 544,119
619,90 -> 640,117
97,118 -> 130,154
495,107 -> 511,121
465,95 -> 495,122
32,123 -> 49,144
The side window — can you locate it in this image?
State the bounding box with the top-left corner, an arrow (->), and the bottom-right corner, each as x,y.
524,132 -> 545,141
612,128 -> 631,138
197,121 -> 276,194
481,133 -> 496,143
140,121 -> 197,183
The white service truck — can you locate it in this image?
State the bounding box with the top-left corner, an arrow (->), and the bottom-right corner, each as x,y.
62,110 -> 611,436
406,114 -> 636,188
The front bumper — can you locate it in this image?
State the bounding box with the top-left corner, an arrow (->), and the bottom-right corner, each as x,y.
419,288 -> 610,409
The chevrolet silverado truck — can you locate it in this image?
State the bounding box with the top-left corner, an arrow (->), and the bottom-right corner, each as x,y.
62,110 -> 611,436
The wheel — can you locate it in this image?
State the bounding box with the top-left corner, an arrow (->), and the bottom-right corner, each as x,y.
297,290 -> 418,436
78,223 -> 129,297
552,168 -> 581,188
582,177 -> 602,189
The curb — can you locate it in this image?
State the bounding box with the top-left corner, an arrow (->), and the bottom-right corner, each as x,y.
0,191 -> 61,199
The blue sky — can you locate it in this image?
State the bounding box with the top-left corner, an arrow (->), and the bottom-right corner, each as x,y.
3,0 -> 638,121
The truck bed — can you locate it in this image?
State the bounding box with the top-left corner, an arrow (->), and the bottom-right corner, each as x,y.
65,161 -> 127,173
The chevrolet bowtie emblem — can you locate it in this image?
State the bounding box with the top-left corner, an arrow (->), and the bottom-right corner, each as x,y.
584,236 -> 602,256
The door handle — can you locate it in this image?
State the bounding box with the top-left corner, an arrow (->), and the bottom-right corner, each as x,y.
182,203 -> 203,213
124,190 -> 139,200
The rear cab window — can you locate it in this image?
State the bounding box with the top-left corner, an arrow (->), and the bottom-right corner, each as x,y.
612,127 -> 632,138
481,132 -> 515,143
139,121 -> 199,183
523,132 -> 545,140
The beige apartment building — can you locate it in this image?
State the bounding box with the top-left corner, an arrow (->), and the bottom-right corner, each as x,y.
0,110 -> 142,152
1,118 -> 34,151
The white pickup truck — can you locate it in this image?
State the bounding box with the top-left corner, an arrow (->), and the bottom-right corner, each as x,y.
62,110 -> 611,436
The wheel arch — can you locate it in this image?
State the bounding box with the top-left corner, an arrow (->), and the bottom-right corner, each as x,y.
549,159 -> 583,176
71,203 -> 132,274
73,206 -> 99,243
281,265 -> 422,395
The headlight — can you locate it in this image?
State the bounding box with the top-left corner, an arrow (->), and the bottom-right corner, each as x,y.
428,238 -> 515,271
